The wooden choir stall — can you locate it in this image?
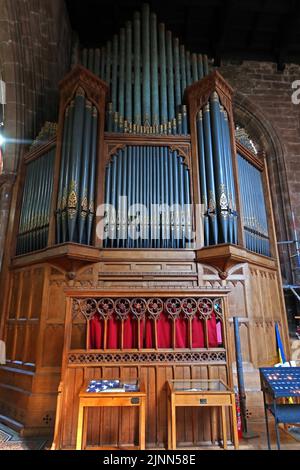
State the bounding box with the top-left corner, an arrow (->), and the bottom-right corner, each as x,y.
0,3 -> 290,449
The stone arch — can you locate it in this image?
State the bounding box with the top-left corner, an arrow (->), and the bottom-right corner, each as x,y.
233,91 -> 294,284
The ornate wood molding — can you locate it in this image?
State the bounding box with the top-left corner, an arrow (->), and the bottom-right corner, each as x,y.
236,141 -> 264,172
59,64 -> 109,110
104,135 -> 192,168
184,70 -> 234,116
68,350 -> 227,365
72,295 -> 224,322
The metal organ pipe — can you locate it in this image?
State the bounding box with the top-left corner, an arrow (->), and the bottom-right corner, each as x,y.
150,13 -> 159,129
180,45 -> 187,100
118,28 -> 125,132
166,31 -> 175,123
191,53 -> 198,82
125,22 -> 132,128
237,153 -> 270,256
55,90 -> 99,246
112,35 -> 118,114
197,111 -> 210,247
210,92 -> 229,244
159,22 -> 168,130
202,103 -> 218,245
173,37 -> 181,113
94,48 -> 101,76
86,106 -> 98,246
78,100 -> 92,244
61,101 -> 74,243
133,12 -> 141,127
222,109 -> 238,244
17,148 -> 55,255
103,147 -> 192,249
142,3 -> 151,127
80,4 -> 211,135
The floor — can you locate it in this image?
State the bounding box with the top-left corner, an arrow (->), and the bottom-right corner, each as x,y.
239,420 -> 300,450
0,423 -> 50,450
0,419 -> 299,450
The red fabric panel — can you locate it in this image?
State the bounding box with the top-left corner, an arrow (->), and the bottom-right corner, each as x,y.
157,312 -> 172,348
89,311 -> 218,349
192,317 -> 205,348
176,317 -> 188,348
123,317 -> 134,348
207,313 -> 218,347
90,314 -> 103,349
144,319 -> 154,348
107,315 -> 118,349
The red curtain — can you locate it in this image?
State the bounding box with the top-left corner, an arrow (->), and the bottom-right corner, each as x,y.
89,311 -> 222,349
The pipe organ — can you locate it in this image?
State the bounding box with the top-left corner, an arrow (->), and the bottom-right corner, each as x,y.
79,5 -> 208,135
56,90 -> 99,245
16,145 -> 55,255
237,153 -> 270,257
104,145 -> 193,249
0,3 -> 290,449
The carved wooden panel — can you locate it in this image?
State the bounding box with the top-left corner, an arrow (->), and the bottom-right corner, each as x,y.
42,325 -> 65,367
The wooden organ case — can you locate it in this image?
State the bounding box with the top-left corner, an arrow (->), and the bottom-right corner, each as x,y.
0,4 -> 289,447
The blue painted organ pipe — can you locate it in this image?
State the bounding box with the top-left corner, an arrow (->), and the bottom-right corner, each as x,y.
67,88 -> 85,242
142,3 -> 151,127
186,51 -> 192,87
173,37 -> 181,112
17,148 -> 55,255
166,31 -> 175,123
88,48 -> 94,72
237,154 -> 270,256
150,13 -> 159,128
56,5 -> 270,257
82,48 -> 88,68
159,22 -> 168,130
61,100 -> 74,243
56,105 -> 69,243
125,22 -> 132,128
56,90 -> 99,246
80,4 -> 211,135
210,92 -> 229,244
86,106 -> 98,246
94,48 -> 100,76
111,35 -> 118,114
221,108 -> 238,244
118,28 -> 125,132
78,100 -> 92,244
202,103 -> 218,245
133,12 -> 141,127
103,146 -> 192,249
196,93 -> 239,247
184,166 -> 192,247
197,111 -> 210,246
192,53 -> 198,82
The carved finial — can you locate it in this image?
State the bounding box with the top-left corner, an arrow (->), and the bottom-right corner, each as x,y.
76,86 -> 85,97
219,271 -> 228,280
66,271 -> 76,281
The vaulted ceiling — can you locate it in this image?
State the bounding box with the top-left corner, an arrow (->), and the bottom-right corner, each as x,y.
65,0 -> 300,70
